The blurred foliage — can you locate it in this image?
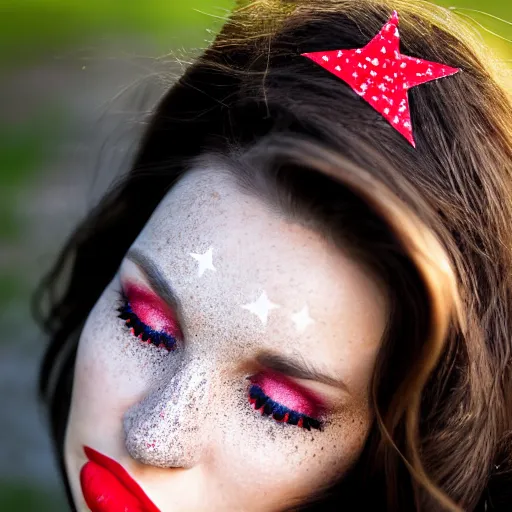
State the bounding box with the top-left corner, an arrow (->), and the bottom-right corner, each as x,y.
0,273 -> 25,310
0,107 -> 62,241
1,0 -> 235,67
0,108 -> 60,189
0,482 -> 67,512
437,0 -> 512,20
0,107 -> 63,309
436,1 -> 512,57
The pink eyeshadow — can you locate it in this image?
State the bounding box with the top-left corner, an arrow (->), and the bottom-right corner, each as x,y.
253,371 -> 324,418
124,284 -> 182,339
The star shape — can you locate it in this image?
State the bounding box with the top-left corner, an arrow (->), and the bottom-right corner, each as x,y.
190,247 -> 216,277
241,291 -> 281,326
291,305 -> 315,333
302,10 -> 460,147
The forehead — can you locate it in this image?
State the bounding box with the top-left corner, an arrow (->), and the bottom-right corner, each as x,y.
131,167 -> 388,386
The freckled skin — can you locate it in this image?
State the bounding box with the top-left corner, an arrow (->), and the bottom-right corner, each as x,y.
64,167 -> 389,511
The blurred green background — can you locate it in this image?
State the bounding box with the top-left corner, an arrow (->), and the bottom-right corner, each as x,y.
0,1 -> 510,511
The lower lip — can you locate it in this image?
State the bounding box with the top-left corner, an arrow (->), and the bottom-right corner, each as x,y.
80,446 -> 159,512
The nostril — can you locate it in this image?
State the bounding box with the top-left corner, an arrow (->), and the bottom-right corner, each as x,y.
124,422 -> 197,469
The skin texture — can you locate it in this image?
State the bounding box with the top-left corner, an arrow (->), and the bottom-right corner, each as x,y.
64,167 -> 389,511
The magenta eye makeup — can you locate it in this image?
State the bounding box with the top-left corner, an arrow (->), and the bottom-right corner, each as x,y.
248,372 -> 324,431
117,285 -> 183,352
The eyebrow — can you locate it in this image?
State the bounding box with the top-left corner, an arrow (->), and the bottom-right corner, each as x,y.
125,248 -> 183,315
256,352 -> 350,394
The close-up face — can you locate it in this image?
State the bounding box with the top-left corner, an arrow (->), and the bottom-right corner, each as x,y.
64,167 -> 389,512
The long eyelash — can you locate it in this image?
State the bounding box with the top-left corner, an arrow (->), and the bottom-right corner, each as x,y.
116,292 -> 178,352
248,383 -> 323,431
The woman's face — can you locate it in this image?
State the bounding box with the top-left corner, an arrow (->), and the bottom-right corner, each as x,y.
64,168 -> 389,512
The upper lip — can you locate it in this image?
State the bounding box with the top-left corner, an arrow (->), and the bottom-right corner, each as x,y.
83,446 -> 160,512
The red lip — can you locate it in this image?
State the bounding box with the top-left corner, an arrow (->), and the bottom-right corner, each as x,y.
80,446 -> 160,512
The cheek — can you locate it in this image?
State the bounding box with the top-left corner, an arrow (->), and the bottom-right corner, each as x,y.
209,390 -> 371,507
69,286 -> 174,432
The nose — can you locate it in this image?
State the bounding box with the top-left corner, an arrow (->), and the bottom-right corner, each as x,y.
123,363 -> 209,468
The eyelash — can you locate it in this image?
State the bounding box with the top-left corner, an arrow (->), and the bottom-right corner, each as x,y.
248,382 -> 323,431
116,292 -> 178,352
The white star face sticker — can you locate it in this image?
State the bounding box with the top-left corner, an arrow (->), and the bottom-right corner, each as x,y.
241,291 -> 280,326
190,247 -> 216,277
291,305 -> 315,333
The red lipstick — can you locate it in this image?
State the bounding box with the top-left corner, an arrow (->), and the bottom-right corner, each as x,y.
80,446 -> 160,512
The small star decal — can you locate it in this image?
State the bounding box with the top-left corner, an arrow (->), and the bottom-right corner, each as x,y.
302,10 -> 460,147
241,291 -> 280,326
190,247 -> 216,277
291,305 -> 315,333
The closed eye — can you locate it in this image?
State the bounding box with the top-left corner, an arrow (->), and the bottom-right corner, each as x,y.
247,372 -> 325,431
248,383 -> 323,431
116,288 -> 182,352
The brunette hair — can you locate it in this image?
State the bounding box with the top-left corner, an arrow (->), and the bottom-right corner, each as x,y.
35,1 -> 512,510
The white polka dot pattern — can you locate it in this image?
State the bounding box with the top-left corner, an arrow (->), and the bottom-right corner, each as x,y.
301,10 -> 460,147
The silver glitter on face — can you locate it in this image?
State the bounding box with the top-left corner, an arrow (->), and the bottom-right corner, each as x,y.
64,166 -> 389,511
123,359 -> 209,468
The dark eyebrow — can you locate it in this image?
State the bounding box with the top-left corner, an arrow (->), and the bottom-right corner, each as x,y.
256,352 -> 350,394
125,248 -> 183,315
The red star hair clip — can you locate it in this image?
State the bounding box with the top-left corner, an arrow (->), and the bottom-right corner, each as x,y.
302,10 -> 460,147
